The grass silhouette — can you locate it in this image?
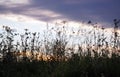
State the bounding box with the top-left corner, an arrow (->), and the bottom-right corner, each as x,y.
0,20 -> 120,77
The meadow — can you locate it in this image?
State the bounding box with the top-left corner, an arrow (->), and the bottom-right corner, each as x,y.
0,19 -> 120,77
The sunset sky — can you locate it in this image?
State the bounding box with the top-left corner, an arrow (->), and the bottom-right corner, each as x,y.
0,0 -> 120,31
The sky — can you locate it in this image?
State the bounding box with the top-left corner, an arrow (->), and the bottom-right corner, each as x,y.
0,0 -> 120,31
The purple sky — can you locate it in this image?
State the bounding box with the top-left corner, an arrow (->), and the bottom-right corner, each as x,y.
0,0 -> 120,28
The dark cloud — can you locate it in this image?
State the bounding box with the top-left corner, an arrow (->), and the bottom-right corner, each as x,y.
28,0 -> 120,23
0,0 -> 120,27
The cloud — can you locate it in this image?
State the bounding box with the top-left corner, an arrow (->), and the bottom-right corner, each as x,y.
0,0 -> 120,27
20,8 -> 64,22
29,0 -> 120,23
64,0 -> 111,4
0,13 -> 46,24
0,1 -> 66,22
0,0 -> 29,5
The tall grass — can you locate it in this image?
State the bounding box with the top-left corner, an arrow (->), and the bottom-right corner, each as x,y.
0,20 -> 120,77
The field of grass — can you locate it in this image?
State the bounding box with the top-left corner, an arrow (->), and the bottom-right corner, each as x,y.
0,20 -> 120,77
0,52 -> 120,77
